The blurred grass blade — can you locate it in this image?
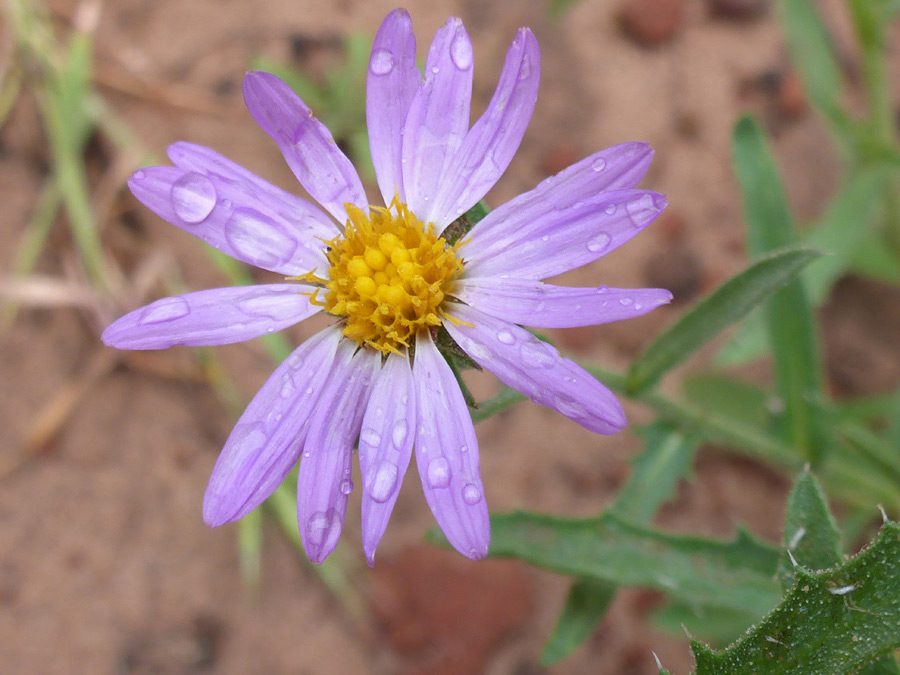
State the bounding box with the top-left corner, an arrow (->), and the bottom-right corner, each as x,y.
691,521 -> 900,674
803,168 -> 888,303
238,508 -> 263,596
541,578 -> 616,665
543,422 -> 701,664
776,469 -> 841,592
682,374 -> 769,432
733,116 -> 826,465
626,247 -> 821,394
775,0 -> 852,146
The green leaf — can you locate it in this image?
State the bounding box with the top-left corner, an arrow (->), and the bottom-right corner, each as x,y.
714,308 -> 768,367
540,578 -> 617,665
733,116 -> 826,465
691,521 -> 900,674
850,234 -> 900,283
542,423 -> 701,664
776,469 -> 841,592
681,374 -> 769,433
610,422 -> 701,524
547,0 -> 581,20
653,601 -> 762,647
470,386 -> 525,424
468,511 -> 782,615
626,247 -> 822,394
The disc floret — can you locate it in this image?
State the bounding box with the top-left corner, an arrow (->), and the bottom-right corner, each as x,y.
316,198 -> 464,354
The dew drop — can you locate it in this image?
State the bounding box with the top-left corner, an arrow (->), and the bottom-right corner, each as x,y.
520,340 -> 556,369
450,33 -> 473,70
139,297 -> 190,325
370,48 -> 394,75
171,172 -> 217,224
369,461 -> 399,502
306,509 -> 341,549
596,285 -> 609,293
626,193 -> 659,228
431,65 -> 440,74
604,203 -> 617,215
462,483 -> 482,505
401,394 -> 409,405
554,394 -> 586,419
586,232 -> 612,253
591,157 -> 606,172
392,419 -> 408,449
224,208 -> 298,269
459,444 -> 468,453
360,428 -> 382,448
279,375 -> 296,398
426,457 -> 452,489
619,297 -> 633,306
541,235 -> 549,242
465,340 -> 490,361
518,53 -> 533,81
132,169 -> 145,180
497,330 -> 516,345
339,478 -> 354,495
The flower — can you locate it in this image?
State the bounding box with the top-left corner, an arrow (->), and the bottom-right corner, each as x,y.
102,9 -> 672,565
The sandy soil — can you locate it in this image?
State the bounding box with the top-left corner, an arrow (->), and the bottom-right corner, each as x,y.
2,0 -> 896,673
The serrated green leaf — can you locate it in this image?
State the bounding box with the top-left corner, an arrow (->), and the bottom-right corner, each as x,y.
610,422 -> 701,524
777,469 -> 841,592
540,578 -> 617,665
733,117 -> 826,465
653,601 -> 761,647
543,422 -> 701,664
691,521 -> 900,674
469,511 -> 782,615
626,247 -> 821,394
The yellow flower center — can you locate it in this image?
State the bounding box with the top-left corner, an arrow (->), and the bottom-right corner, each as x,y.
311,198 -> 464,355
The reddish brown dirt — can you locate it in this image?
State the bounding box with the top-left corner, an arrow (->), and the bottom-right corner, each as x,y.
2,1 -> 896,674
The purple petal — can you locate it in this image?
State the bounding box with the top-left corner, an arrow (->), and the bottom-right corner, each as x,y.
463,188 -> 667,280
454,278 -> 673,328
242,71 -> 367,224
203,326 -> 342,526
358,351 -> 417,566
128,165 -> 331,275
367,9 -> 421,205
401,17 -> 473,221
444,304 -> 627,435
431,28 -> 540,232
413,331 -> 489,560
296,342 -> 380,564
102,284 -> 321,349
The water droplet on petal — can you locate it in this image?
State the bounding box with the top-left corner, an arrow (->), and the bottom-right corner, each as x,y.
370,48 -> 394,75
596,285 -> 609,294
139,297 -> 190,325
450,33 -> 473,70
459,444 -> 468,453
339,478 -> 354,495
465,340 -> 490,361
586,232 -> 612,253
392,419 -> 408,449
401,394 -> 409,405
520,339 -> 556,369
591,157 -> 606,172
518,53 -> 533,81
279,375 -> 296,398
306,509 -> 341,548
626,193 -> 659,228
171,172 -> 217,224
462,483 -> 482,505
619,297 -> 633,306
132,169 -> 145,180
360,428 -> 382,448
496,330 -> 516,345
426,457 -> 451,489
369,461 -> 399,502
541,235 -> 549,242
605,203 -> 617,215
554,394 -> 587,419
431,65 -> 440,74
224,208 -> 298,269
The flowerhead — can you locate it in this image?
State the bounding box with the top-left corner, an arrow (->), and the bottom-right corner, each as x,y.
103,9 -> 671,564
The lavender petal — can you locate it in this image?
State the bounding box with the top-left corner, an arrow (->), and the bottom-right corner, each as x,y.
359,351 -> 417,566
203,326 -> 342,526
401,17 -> 473,222
454,278 -> 673,328
296,342 -> 380,564
242,71 -> 367,225
444,304 -> 627,435
367,9 -> 421,206
128,165 -> 330,275
431,28 -> 540,232
102,284 -> 321,349
413,331 -> 489,560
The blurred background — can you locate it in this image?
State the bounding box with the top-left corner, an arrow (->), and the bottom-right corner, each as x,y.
2,0 -> 899,673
